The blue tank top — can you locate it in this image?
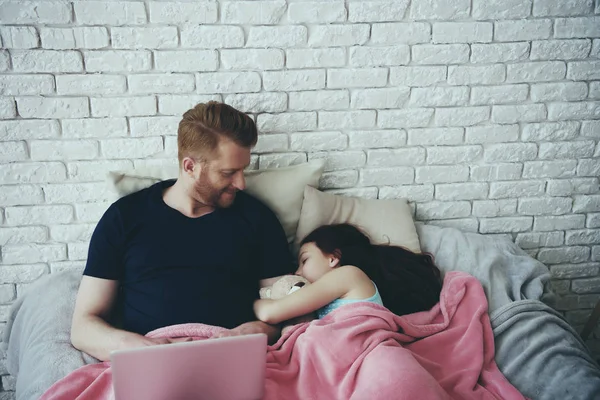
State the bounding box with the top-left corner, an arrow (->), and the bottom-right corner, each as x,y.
317,282 -> 384,319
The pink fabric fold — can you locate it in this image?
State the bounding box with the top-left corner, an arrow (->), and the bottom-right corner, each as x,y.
41,272 -> 525,400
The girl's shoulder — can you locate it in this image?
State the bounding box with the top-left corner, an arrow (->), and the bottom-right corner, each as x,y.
333,265 -> 370,282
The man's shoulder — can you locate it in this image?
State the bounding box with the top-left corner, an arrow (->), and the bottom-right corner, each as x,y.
109,180 -> 166,217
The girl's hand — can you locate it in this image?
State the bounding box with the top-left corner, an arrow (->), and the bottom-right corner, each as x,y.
253,299 -> 275,323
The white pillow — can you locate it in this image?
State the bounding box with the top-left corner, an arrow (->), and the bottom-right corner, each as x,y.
107,160 -> 325,244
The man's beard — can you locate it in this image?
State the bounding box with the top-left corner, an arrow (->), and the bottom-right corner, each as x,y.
192,177 -> 237,209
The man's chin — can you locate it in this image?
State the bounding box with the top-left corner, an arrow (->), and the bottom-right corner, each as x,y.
217,192 -> 236,208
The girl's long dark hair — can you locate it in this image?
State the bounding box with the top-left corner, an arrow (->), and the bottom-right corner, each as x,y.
300,223 -> 442,316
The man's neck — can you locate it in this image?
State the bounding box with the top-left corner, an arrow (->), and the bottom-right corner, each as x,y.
163,179 -> 215,219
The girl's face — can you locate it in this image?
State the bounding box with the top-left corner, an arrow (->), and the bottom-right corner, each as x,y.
296,242 -> 339,282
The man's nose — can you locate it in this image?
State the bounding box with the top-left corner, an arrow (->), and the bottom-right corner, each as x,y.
233,171 -> 246,190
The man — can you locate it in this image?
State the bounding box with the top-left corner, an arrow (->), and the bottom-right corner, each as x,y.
71,102 -> 295,361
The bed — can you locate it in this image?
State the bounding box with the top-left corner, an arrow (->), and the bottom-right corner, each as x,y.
2,223 -> 600,400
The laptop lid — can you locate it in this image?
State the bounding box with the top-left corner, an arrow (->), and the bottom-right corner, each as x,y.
111,333 -> 267,400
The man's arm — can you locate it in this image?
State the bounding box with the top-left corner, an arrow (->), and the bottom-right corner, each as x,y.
71,276 -> 169,361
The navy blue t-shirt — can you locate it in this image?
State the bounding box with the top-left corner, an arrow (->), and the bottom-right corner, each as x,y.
83,179 -> 294,335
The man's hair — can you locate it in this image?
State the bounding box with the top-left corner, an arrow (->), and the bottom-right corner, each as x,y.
177,101 -> 257,165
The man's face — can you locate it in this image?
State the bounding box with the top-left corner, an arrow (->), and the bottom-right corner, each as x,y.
190,139 -> 251,208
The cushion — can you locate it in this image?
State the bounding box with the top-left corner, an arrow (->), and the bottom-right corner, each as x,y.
295,185 -> 421,254
107,160 -> 325,244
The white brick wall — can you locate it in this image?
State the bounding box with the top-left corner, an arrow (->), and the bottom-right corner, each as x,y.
0,0 -> 599,392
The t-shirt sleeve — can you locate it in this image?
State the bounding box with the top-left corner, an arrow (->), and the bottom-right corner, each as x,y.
257,205 -> 295,280
83,203 -> 124,280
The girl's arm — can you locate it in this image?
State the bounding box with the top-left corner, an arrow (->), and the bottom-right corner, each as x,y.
253,266 -> 360,325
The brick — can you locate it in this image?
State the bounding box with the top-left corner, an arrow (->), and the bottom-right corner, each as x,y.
112,27 -> 177,49
349,1 -> 409,22
407,128 -> 463,145
516,231 -> 564,249
416,201 -> 471,220
288,2 -> 346,23
550,280 -> 571,295
0,264 -> 48,283
247,26 -> 306,48
359,167 -> 414,186
148,2 -> 217,23
263,70 -> 325,92
11,50 -> 82,72
351,87 -> 410,109
225,93 -> 287,113
573,195 -> 600,212
566,229 -> 600,245
415,166 -> 469,183
0,285 -> 15,304
473,199 -> 517,217
309,151 -> 366,172
471,43 -> 530,63
367,148 -> 425,167
129,116 -> 179,137
320,171 -> 358,189
577,159 -> 600,177
435,107 -> 490,127
56,75 -> 126,95
0,141 -> 28,162
349,45 -> 410,67
547,178 -> 599,196
495,20 -> 552,41
196,72 -> 260,94
318,111 -> 376,129
371,23 -> 431,45
378,109 -> 433,128
309,25 -> 369,47
180,26 -> 244,48
0,75 -> 54,95
435,183 -> 488,201
410,87 -> 468,107
379,185 -> 434,202
531,39 -> 592,60
221,1 -> 286,24
0,1 -> 70,24
84,50 -> 151,72
348,130 -> 406,149
480,217 -> 533,234
74,2 -> 145,25
548,102 -> 600,120
473,0 -> 532,18
0,227 -> 46,245
17,97 -> 88,118
62,118 -> 128,139
427,146 -> 482,165
568,61 -> 600,80
470,85 -> 528,106
490,181 -> 545,199
259,153 -> 307,169
221,49 -> 284,71
290,132 -> 346,151
466,125 -> 519,144
154,51 -> 218,72
158,95 -> 221,116
409,0 -> 470,19
412,44 -> 469,64
91,96 -> 156,117
539,247 -> 590,264
50,224 -> 95,242
390,66 -> 446,87
432,22 -> 492,44
328,68 -> 387,89
41,27 -> 109,50
522,121 -> 579,141
534,0 -> 593,16
556,16 -> 600,38
0,162 -> 65,184
68,160 -> 133,182
0,50 -> 7,71
531,82 -> 588,102
448,65 -> 505,85
594,246 -> 600,262
518,197 -> 573,215
507,62 -> 566,83
30,139 -> 97,161
68,242 -> 90,260
523,160 -> 577,179
257,112 -> 316,133
42,183 -> 113,204
289,90 -> 349,111
491,104 -> 546,124
427,218 -> 479,232
286,48 -> 346,69
534,215 -> 586,231
1,243 -> 66,264
0,26 -> 38,48
582,121 -> 600,138
539,141 -> 595,159
0,98 -> 16,118
74,203 -> 110,223
101,137 -> 163,159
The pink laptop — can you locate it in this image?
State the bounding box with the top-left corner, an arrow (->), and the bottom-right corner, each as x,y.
111,333 -> 267,400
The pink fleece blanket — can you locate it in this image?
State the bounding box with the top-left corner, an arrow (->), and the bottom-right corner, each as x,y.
41,272 -> 524,400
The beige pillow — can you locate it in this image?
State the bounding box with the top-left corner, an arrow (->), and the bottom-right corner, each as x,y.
107,160 -> 325,244
295,185 -> 421,254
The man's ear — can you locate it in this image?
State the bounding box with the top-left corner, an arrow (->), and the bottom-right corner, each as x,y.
182,157 -> 198,177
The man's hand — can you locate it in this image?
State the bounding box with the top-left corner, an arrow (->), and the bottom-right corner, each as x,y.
213,320 -> 280,344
